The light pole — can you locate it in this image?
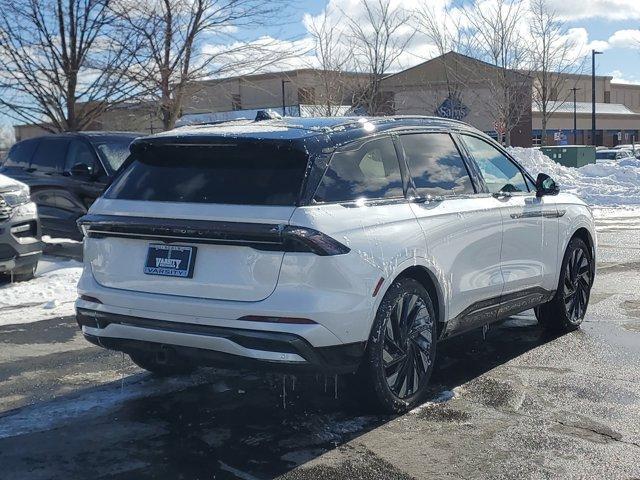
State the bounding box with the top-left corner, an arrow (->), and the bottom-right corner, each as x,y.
571,87 -> 580,144
281,79 -> 291,116
591,49 -> 603,146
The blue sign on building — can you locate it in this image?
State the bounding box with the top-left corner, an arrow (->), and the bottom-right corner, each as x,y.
435,95 -> 469,120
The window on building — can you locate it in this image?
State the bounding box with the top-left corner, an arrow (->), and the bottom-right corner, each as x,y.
297,87 -> 315,104
550,87 -> 558,101
400,133 -> 474,196
604,91 -> 611,103
313,137 -> 403,203
231,94 -> 242,111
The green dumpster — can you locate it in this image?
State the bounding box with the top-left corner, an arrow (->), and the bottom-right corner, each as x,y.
540,146 -> 596,168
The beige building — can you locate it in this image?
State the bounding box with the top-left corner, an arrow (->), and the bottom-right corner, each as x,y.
12,54 -> 640,148
179,68 -> 368,121
381,52 -> 533,146
380,52 -> 640,147
14,102 -> 161,142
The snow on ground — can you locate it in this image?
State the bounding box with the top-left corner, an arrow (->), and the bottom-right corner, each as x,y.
0,256 -> 82,326
508,147 -> 640,207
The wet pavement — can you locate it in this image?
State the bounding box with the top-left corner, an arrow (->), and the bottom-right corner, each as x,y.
1,226 -> 639,479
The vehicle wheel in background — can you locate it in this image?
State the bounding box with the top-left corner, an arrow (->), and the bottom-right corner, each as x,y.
536,237 -> 593,333
357,277 -> 437,414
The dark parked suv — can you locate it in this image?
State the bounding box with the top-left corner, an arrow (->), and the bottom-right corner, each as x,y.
0,132 -> 139,239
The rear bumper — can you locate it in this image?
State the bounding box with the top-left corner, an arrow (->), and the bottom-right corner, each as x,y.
77,308 -> 365,374
0,202 -> 42,273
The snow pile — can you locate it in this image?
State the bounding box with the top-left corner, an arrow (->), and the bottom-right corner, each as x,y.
508,147 -> 640,206
0,256 -> 82,326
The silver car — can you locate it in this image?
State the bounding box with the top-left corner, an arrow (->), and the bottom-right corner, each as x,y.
0,174 -> 42,280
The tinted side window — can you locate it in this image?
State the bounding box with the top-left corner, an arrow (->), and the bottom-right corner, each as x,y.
314,137 -> 403,203
31,138 -> 69,173
4,139 -> 39,168
461,135 -> 528,193
65,140 -> 98,173
400,133 -> 474,196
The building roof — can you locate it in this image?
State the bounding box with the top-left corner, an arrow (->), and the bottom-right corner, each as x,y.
194,68 -> 367,86
533,101 -> 639,115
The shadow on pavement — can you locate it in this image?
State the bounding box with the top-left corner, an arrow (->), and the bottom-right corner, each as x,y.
0,314 -> 558,480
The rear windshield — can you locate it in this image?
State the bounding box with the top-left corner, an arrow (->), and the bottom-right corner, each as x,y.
105,142 -> 309,206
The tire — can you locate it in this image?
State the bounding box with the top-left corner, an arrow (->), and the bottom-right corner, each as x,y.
129,350 -> 195,376
535,237 -> 593,333
10,262 -> 37,282
357,277 -> 438,414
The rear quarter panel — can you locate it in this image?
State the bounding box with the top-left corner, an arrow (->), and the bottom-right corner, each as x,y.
288,202 -> 443,344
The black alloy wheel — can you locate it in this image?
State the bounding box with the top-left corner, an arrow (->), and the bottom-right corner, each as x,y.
383,293 -> 434,398
536,237 -> 593,332
358,277 -> 437,413
563,246 -> 592,323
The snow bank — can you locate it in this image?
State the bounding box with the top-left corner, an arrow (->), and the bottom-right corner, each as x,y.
508,147 -> 640,206
0,256 -> 82,326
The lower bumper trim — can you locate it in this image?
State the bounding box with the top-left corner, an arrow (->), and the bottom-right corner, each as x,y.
78,308 -> 365,374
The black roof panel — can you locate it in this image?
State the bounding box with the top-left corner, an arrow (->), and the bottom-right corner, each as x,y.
136,115 -> 480,146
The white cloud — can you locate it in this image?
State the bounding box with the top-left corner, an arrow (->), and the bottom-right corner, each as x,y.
565,27 -> 610,54
608,29 -> 640,49
609,69 -> 640,84
544,0 -> 640,21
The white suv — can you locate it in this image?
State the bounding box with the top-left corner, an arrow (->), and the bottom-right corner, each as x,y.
76,116 -> 596,413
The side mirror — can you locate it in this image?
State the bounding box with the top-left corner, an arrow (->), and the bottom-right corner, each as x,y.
70,162 -> 93,178
535,173 -> 559,197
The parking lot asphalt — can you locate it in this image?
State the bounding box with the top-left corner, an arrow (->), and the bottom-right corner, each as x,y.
0,225 -> 639,480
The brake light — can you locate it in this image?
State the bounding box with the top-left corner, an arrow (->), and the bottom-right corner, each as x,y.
283,226 -> 350,256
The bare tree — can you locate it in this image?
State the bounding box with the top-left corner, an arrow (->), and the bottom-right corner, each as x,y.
413,2 -> 470,111
529,0 -> 583,145
114,0 -> 294,130
345,0 -> 413,115
463,0 -> 532,145
306,12 -> 358,116
0,0 -> 144,132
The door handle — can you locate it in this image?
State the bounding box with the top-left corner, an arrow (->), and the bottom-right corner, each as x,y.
412,195 -> 444,204
492,191 -> 512,199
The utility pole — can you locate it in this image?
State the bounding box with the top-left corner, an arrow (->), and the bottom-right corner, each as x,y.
591,49 -> 603,146
281,79 -> 291,116
571,87 -> 580,144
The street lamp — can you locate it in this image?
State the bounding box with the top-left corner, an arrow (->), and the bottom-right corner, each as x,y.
570,87 -> 580,144
591,49 -> 603,146
281,79 -> 291,116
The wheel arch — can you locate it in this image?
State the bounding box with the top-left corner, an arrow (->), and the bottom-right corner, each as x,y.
571,227 -> 595,260
394,265 -> 446,339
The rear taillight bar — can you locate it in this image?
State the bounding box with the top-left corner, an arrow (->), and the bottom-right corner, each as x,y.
78,214 -> 350,256
282,226 -> 350,256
